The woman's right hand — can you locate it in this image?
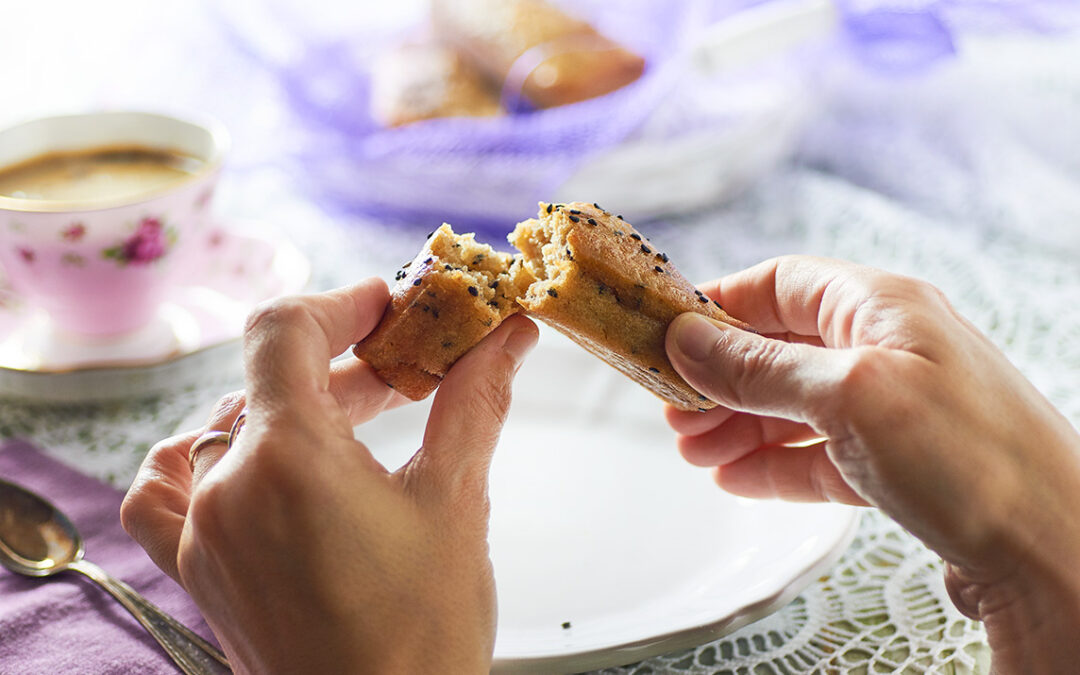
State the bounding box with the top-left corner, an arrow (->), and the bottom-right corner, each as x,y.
664,255 -> 1080,674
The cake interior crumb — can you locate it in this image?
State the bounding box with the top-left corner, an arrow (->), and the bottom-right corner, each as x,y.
428,224 -> 529,309
508,208 -> 574,302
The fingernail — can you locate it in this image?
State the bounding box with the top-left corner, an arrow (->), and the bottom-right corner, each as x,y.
671,313 -> 726,362
503,325 -> 538,364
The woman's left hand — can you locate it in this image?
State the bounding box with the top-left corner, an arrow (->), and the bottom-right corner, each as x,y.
121,279 -> 539,674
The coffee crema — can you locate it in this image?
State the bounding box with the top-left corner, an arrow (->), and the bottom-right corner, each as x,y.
0,145 -> 203,202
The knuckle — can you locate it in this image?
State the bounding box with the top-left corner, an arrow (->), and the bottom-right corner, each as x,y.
209,390 -> 246,421
120,437 -> 176,538
831,347 -> 925,441
724,337 -> 789,407
467,352 -> 517,427
827,347 -> 885,420
878,274 -> 948,309
185,477 -> 234,543
243,296 -> 310,338
119,486 -> 146,539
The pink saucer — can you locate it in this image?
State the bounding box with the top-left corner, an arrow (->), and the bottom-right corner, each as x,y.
0,223 -> 310,375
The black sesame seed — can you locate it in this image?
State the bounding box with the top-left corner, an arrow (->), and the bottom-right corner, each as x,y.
562,621 -> 571,629
442,340 -> 453,348
483,318 -> 493,327
569,209 -> 581,215
617,214 -> 624,220
413,279 -> 421,286
468,286 -> 479,297
587,218 -> 597,226
648,367 -> 660,373
402,261 -> 411,268
695,289 -> 704,296
697,407 -> 707,412
593,202 -> 601,209
424,257 -> 432,264
569,215 -> 580,223
698,296 -> 709,303
630,233 -> 641,241
654,266 -> 663,273
444,264 -> 452,271
659,252 -> 669,263
432,308 -> 440,319
641,244 -> 651,254
387,383 -> 394,389
546,288 -> 558,298
546,203 -> 553,214
698,394 -> 707,401
422,304 -> 430,312
614,230 -> 623,236
713,300 -> 723,309
489,280 -> 499,289
426,231 -> 434,239
488,300 -> 499,308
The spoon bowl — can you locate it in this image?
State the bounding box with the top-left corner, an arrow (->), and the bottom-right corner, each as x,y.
0,478 -> 230,674
0,479 -> 84,576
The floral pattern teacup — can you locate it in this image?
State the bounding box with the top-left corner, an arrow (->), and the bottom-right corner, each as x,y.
0,112 -> 228,336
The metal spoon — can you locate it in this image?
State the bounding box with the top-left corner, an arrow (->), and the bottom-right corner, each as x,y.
0,478 -> 231,674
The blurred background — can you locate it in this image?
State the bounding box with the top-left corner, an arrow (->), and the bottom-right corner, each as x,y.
4,0 -> 1079,259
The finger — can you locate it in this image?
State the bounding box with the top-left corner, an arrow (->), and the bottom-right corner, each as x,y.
328,358 -> 411,425
677,413 -> 821,467
665,403 -> 737,436
242,279 -> 390,413
943,562 -> 982,620
407,315 -> 538,509
121,430 -> 202,583
666,312 -> 854,422
189,391 -> 247,491
695,256 -> 887,347
713,441 -> 870,506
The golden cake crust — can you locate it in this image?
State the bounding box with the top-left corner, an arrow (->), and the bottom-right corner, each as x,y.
353,224 -> 525,400
509,202 -> 752,411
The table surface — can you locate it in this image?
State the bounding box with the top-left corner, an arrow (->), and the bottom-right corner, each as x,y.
2,4 -> 1079,673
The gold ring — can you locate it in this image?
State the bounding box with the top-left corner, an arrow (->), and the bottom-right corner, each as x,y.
188,432 -> 231,472
228,409 -> 248,448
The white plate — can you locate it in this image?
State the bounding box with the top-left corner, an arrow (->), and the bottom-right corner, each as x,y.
359,326 -> 858,673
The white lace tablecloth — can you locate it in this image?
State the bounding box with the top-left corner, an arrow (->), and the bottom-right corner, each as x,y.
2,4 -> 1079,672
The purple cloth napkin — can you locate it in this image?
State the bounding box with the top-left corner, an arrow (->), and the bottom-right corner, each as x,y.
0,439 -> 216,675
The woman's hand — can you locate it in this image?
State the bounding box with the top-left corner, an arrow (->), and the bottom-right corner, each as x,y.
665,256 -> 1080,674
122,279 -> 539,674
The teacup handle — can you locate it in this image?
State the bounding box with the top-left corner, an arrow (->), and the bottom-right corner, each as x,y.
68,558 -> 232,674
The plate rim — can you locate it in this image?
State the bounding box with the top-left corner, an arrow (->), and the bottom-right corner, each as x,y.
490,505 -> 859,673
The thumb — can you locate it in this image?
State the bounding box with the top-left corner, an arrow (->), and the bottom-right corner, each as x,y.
666,312 -> 846,423
407,315 -> 539,510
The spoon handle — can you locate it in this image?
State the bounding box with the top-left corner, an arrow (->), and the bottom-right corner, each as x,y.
68,559 -> 232,674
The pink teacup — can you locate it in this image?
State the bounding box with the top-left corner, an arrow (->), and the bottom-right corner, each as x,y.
0,111 -> 228,336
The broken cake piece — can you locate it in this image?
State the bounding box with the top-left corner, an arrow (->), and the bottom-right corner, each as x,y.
509,202 -> 752,411
353,223 -> 530,400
